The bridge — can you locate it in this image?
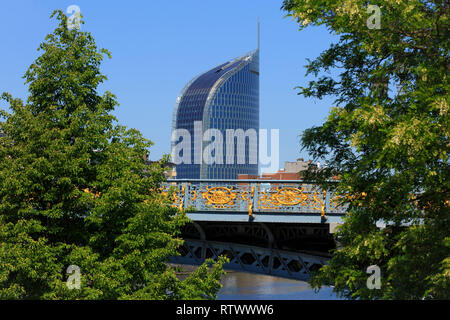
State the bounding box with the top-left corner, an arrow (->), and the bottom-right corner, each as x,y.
164,179 -> 348,281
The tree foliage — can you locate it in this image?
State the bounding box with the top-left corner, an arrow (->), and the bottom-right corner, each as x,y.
0,10 -> 225,300
282,0 -> 449,299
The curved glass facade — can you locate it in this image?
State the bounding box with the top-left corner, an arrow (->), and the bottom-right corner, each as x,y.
172,49 -> 259,179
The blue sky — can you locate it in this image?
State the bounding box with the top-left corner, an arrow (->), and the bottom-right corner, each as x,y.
0,1 -> 338,170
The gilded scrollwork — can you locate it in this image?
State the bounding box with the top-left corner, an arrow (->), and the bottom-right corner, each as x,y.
202,186 -> 237,209
248,185 -> 255,217
307,191 -> 324,211
159,184 -> 184,210
329,193 -> 344,211
178,184 -> 185,211
258,186 -> 328,215
161,182 -> 348,216
274,187 -> 308,205
259,187 -> 309,209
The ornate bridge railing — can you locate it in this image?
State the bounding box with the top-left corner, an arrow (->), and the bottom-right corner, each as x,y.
163,179 -> 347,221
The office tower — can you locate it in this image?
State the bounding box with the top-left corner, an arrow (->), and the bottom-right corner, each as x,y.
172,45 -> 260,179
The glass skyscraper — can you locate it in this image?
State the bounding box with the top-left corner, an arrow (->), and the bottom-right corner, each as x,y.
172,48 -> 259,179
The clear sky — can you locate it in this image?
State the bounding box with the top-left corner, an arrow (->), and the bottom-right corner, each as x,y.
0,0 -> 338,170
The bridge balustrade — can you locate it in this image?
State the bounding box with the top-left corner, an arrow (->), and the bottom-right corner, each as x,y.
163,179 -> 347,221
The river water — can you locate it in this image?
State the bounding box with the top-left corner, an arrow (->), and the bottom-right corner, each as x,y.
175,264 -> 341,300
217,269 -> 340,300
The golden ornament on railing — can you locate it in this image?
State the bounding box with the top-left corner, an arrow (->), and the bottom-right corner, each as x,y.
249,185 -> 255,217
202,186 -> 237,208
308,191 -> 324,211
274,187 -> 308,206
329,193 -> 344,211
242,185 -> 256,217
178,184 -> 185,211
258,191 -> 280,210
259,187 -> 308,209
321,190 -> 326,218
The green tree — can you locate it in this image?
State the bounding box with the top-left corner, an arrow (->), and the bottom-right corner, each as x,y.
0,10 -> 226,300
282,0 -> 449,299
